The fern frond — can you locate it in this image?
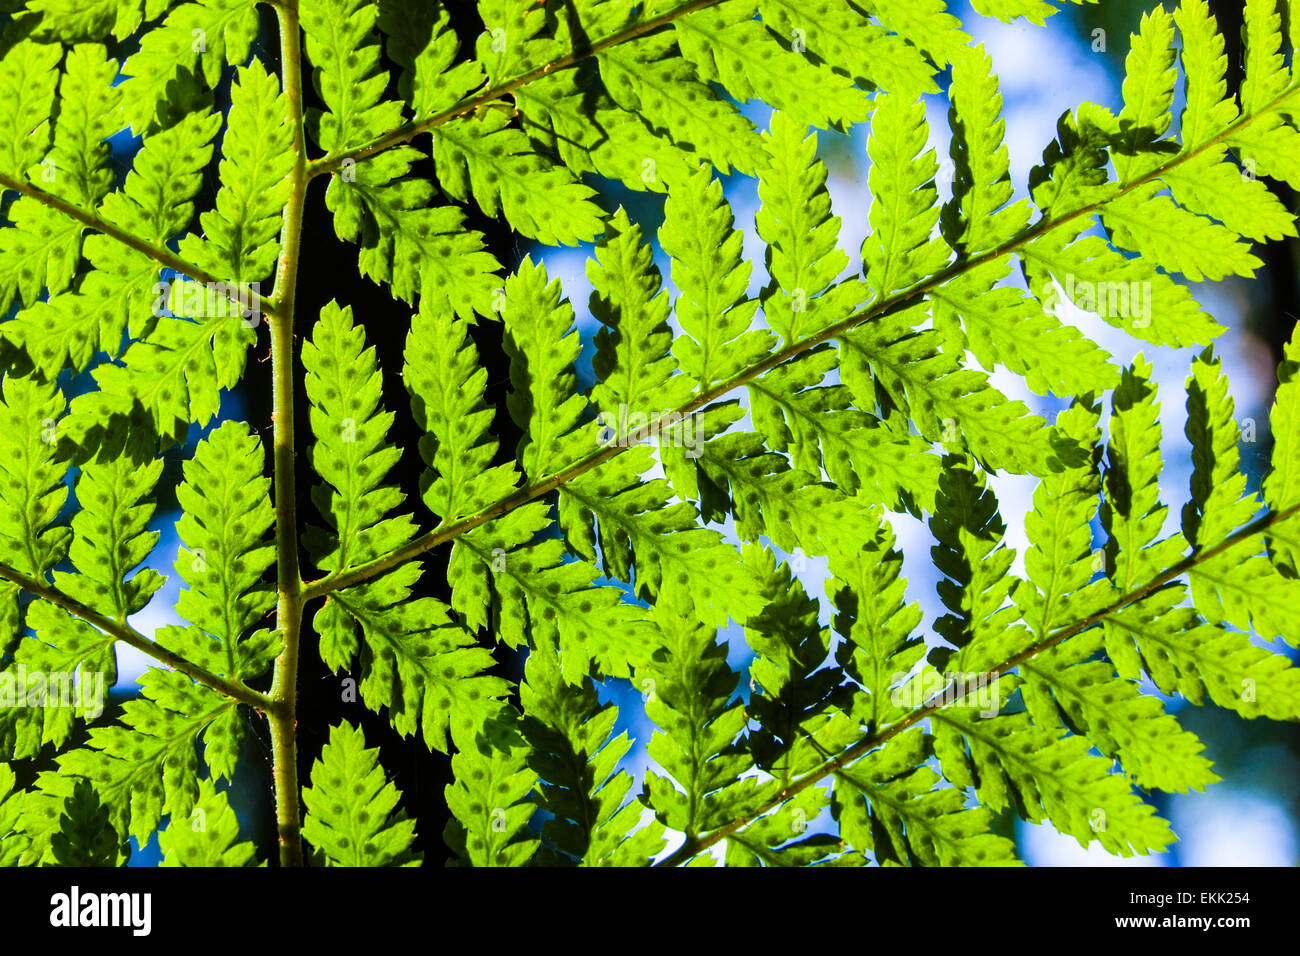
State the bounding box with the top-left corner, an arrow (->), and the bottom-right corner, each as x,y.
378,0 -> 484,121
302,721 -> 421,866
747,346 -> 942,509
862,89 -> 950,298
158,778 -> 257,866
827,515 -> 926,733
588,207 -> 691,416
840,306 -> 1063,476
520,644 -> 667,866
596,29 -> 765,178
405,308 -> 521,526
444,705 -> 539,867
1265,323 -> 1300,576
744,545 -> 848,785
661,167 -> 774,392
116,0 -> 259,134
50,779 -> 128,866
155,421 -> 278,682
835,727 -> 1019,866
755,114 -> 863,345
178,60 -> 293,285
644,609 -> 770,856
564,446 -> 765,630
672,2 -> 871,131
1182,350 -> 1300,644
56,667 -> 241,844
931,675 -> 1176,857
304,301 -> 418,572
432,109 -> 605,247
449,502 -> 653,680
302,0 -> 404,155
326,147 -> 502,321
758,0 -> 939,95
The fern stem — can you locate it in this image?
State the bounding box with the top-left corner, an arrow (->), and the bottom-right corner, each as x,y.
304,0 -> 727,180
0,171 -> 278,318
301,79 -> 1300,602
0,560 -> 273,711
655,499 -> 1300,866
267,0 -> 309,869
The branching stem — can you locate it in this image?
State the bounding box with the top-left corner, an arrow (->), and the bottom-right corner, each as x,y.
0,561 -> 273,712
267,0 -> 309,869
302,79 -> 1300,601
655,500 -> 1300,866
304,0 -> 726,179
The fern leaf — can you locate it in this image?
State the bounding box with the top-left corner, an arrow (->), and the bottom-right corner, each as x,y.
755,114 -> 864,345
932,675 -> 1176,856
743,545 -> 843,781
862,89 -> 951,298
1265,323 -> 1300,576
117,0 -> 259,134
158,778 -> 257,866
178,60 -> 293,285
932,259 -> 1118,397
316,562 -> 509,754
44,43 -> 121,208
868,0 -> 972,69
1021,221 -> 1225,348
501,256 -> 599,478
942,44 -> 1031,255
596,30 -> 765,178
588,207 -> 692,416
661,167 -> 774,392
1013,403 -> 1217,792
325,148 -> 502,321
1183,350 -> 1300,644
304,301 -> 418,571
564,446 -> 765,631
827,515 -> 926,732
444,705 -> 539,867
50,778 -> 129,867
59,452 -> 164,631
405,308 -> 521,525
928,456 -> 1035,672
0,39 -> 61,177
1015,402 -> 1113,639
1173,0 -> 1239,150
1105,595 -> 1300,720
301,0 -> 404,155
644,609 -> 769,849
673,3 -> 871,131
449,501 -> 653,680
433,110 -> 605,247
747,346 -> 942,509
836,727 -> 1019,866
155,421 -> 278,681
840,305 -> 1064,476
758,0 -> 939,95
56,668 -> 241,844
302,721 -> 421,866
520,645 -> 666,866
695,431 -> 896,554
1018,627 -> 1218,794
0,762 -> 31,866
377,0 -> 484,121
0,375 -> 70,591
